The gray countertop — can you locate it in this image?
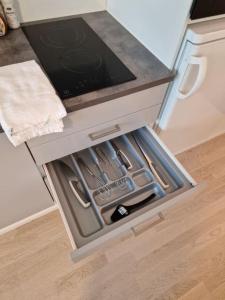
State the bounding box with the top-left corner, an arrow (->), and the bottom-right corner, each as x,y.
0,10 -> 174,132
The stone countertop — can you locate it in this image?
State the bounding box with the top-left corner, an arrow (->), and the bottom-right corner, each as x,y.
0,10 -> 174,132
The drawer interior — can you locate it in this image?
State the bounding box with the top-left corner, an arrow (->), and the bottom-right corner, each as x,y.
47,127 -> 193,249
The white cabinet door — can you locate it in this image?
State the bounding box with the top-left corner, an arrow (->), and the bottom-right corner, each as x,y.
0,134 -> 53,229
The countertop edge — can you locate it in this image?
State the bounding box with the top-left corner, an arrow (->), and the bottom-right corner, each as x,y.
65,75 -> 174,113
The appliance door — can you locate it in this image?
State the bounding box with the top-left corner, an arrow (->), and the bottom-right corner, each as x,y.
158,38 -> 225,154
44,126 -> 201,262
191,0 -> 225,20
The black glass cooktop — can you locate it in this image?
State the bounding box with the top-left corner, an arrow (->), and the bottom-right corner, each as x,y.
23,18 -> 136,100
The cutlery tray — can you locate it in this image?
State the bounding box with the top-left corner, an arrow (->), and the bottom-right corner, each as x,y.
50,128 -> 190,248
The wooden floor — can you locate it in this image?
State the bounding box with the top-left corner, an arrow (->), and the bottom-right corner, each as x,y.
1,134 -> 225,300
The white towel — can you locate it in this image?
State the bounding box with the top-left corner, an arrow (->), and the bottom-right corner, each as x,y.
0,60 -> 67,146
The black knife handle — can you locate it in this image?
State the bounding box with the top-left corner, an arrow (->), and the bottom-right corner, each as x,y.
126,193 -> 156,213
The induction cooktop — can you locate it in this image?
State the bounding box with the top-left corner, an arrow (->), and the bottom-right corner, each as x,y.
23,18 -> 136,100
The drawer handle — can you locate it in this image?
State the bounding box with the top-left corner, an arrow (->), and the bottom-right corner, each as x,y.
89,124 -> 121,141
131,212 -> 165,236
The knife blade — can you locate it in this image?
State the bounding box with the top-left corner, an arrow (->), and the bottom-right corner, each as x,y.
131,134 -> 170,190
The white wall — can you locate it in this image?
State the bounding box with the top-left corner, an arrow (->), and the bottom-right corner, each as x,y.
16,0 -> 106,22
107,0 -> 193,69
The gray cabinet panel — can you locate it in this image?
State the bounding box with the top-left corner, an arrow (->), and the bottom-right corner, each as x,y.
0,134 -> 53,229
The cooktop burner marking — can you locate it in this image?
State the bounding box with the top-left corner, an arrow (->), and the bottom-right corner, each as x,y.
40,27 -> 86,49
22,18 -> 136,99
60,49 -> 103,74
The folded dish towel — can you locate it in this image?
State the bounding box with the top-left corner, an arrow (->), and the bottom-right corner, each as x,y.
0,60 -> 67,146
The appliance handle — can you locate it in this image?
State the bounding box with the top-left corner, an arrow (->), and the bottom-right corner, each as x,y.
177,56 -> 207,100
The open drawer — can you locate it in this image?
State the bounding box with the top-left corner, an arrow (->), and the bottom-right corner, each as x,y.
44,126 -> 199,262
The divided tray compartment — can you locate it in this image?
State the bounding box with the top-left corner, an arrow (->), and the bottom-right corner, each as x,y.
52,156 -> 103,238
93,141 -> 127,181
127,129 -> 185,194
93,177 -> 135,206
72,140 -> 167,228
72,148 -> 166,227
109,135 -> 144,172
132,169 -> 153,187
101,182 -> 166,225
75,148 -> 108,190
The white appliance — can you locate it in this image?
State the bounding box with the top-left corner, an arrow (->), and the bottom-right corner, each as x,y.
158,18 -> 225,154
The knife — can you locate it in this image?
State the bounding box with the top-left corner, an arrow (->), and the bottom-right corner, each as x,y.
111,141 -> 133,170
111,193 -> 156,222
131,134 -> 170,190
59,161 -> 91,208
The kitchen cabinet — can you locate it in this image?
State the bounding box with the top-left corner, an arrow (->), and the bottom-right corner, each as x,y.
0,134 -> 53,229
28,84 -> 201,263
0,9 -> 200,261
0,11 -> 174,235
44,126 -> 199,262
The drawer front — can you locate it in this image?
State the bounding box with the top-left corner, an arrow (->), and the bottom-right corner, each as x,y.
28,84 -> 168,148
30,105 -> 161,165
44,126 -> 201,263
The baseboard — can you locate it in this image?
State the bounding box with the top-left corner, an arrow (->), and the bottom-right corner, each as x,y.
0,205 -> 58,236
174,131 -> 225,155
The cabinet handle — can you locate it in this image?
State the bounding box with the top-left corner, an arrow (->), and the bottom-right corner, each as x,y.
178,56 -> 208,100
89,124 -> 121,141
131,212 -> 165,236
